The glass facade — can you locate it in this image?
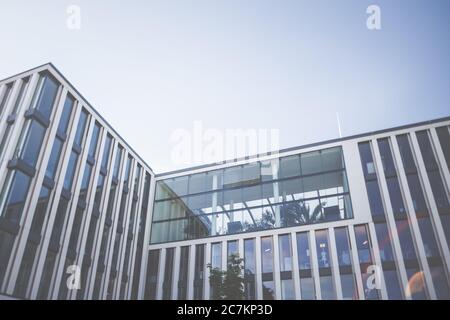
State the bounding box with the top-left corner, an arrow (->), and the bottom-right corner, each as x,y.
151,147 -> 352,243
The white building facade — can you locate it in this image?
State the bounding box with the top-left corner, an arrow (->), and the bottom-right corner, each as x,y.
0,64 -> 449,300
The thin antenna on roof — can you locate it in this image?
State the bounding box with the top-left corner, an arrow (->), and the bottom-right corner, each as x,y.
336,112 -> 342,138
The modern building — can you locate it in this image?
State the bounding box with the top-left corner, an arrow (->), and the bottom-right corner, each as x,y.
0,64 -> 449,300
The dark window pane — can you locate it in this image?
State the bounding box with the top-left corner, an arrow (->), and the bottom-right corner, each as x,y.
320,276 -> 336,300
17,120 -> 46,167
396,219 -> 418,261
386,177 -> 406,216
296,232 -> 311,270
162,248 -> 174,299
428,171 -> 450,214
262,281 -> 275,300
194,244 -> 205,300
417,217 -> 440,258
227,240 -> 238,259
374,222 -> 395,262
74,109 -> 89,147
396,134 -> 417,173
11,78 -> 29,115
340,274 -> 357,300
178,246 -> 189,299
300,277 -> 315,300
358,142 -> 376,177
63,151 -> 78,190
244,238 -> 256,275
88,123 -> 101,158
430,266 -> 450,299
261,237 -> 273,273
45,138 -> 63,180
144,250 -> 160,300
101,135 -> 113,169
377,138 -> 397,177
354,225 -> 373,264
436,126 -> 450,169
383,270 -> 403,299
416,131 -> 439,171
29,186 -> 51,235
57,95 -> 74,134
315,230 -> 331,268
33,74 -> 59,119
366,180 -> 384,217
1,170 -> 32,223
0,82 -> 13,116
406,174 -> 428,215
335,227 -> 352,267
279,234 -> 292,272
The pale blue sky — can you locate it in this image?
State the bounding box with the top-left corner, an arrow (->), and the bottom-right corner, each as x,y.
1,0 -> 449,172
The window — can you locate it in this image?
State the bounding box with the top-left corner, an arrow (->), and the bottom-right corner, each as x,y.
383,270 -> 403,299
32,73 -> 59,119
189,173 -> 207,194
63,151 -> 78,191
279,234 -> 292,272
354,225 -> 373,264
261,237 -> 274,273
378,138 -> 397,177
374,222 -> 395,262
279,234 -> 294,299
417,217 -> 440,258
430,266 -> 450,299
340,274 -> 357,300
227,240 -> 238,259
15,120 -> 46,167
436,126 -> 450,169
178,246 -> 189,299
315,230 -> 331,268
29,186 -> 51,236
0,170 -> 32,223
261,236 -> 275,299
416,131 -> 439,170
300,277 -> 315,300
45,138 -> 63,180
73,109 -> 89,147
88,122 -> 101,158
194,244 -> 205,299
152,147 -> 350,243
296,232 -> 311,270
113,146 -> 123,179
101,135 -> 113,169
354,225 -> 379,299
144,250 -> 160,300
386,177 -> 406,216
405,268 -> 427,300
163,248 -> 175,299
396,134 -> 417,173
0,82 -> 13,116
57,95 -> 74,134
395,219 -> 418,261
244,239 -> 256,300
211,242 -> 222,269
11,77 -> 29,115
359,142 -> 376,177
280,155 -> 300,178
406,174 -> 428,215
334,227 -> 352,267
